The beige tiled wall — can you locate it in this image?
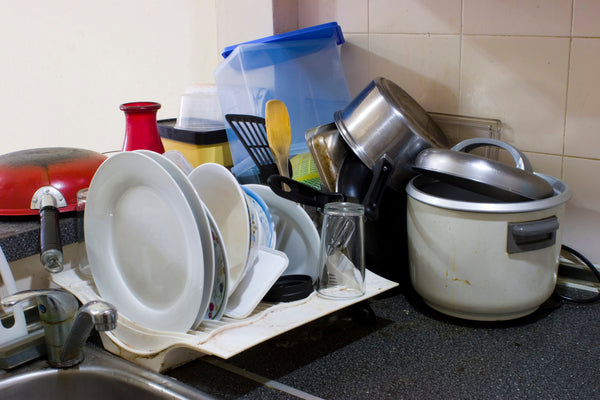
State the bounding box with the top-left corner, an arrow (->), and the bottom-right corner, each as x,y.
296,0 -> 600,261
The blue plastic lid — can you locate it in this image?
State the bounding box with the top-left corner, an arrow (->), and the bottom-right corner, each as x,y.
221,22 -> 344,58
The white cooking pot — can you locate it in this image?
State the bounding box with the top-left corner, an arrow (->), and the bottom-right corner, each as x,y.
406,173 -> 571,321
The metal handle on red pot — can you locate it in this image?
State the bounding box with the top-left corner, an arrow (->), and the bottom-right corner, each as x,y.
506,216 -> 559,254
31,186 -> 65,273
451,138 -> 533,172
40,206 -> 63,273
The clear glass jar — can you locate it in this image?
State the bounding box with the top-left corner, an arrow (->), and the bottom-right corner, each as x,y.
317,202 -> 366,299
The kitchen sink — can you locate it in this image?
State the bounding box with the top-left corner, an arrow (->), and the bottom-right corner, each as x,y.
0,343 -> 214,400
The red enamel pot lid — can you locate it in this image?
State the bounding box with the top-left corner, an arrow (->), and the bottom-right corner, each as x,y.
0,147 -> 107,216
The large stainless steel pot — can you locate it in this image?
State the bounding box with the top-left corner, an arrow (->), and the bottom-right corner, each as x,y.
406,173 -> 571,321
334,77 -> 448,192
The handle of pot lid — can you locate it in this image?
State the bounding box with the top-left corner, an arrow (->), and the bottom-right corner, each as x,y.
362,155 -> 394,221
267,175 -> 345,208
451,138 -> 533,172
507,216 -> 559,254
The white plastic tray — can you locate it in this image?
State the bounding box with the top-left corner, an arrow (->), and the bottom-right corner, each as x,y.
52,267 -> 398,372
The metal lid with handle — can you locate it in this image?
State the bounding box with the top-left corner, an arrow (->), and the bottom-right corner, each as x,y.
413,138 -> 554,202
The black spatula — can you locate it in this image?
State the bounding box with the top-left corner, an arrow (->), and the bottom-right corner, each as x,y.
225,114 -> 279,184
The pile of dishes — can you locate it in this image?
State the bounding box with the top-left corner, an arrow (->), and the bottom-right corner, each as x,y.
84,151 -> 294,333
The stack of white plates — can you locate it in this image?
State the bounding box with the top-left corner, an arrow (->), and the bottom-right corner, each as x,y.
85,151 -> 228,332
85,151 -> 290,333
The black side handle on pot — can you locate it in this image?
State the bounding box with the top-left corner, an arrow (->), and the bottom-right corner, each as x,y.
267,155 -> 394,222
31,186 -> 65,273
267,175 -> 344,208
361,155 -> 394,221
40,206 -> 63,272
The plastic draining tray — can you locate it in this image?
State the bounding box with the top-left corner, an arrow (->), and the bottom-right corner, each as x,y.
51,267 -> 397,372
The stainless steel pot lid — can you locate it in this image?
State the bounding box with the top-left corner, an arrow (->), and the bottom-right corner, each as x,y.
413,138 -> 554,202
406,173 -> 571,213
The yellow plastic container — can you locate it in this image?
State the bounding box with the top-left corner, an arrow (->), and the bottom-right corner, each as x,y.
158,119 -> 232,168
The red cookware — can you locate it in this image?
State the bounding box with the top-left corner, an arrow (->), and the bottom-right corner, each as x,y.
0,147 -> 107,272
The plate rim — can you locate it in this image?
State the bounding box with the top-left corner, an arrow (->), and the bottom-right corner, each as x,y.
135,150 -> 214,327
204,210 -> 229,320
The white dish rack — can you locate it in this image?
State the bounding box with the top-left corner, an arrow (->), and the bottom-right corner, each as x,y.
52,267 -> 397,372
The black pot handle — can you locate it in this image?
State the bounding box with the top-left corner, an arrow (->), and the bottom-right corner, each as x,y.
362,155 -> 394,221
40,205 -> 63,273
267,175 -> 344,208
31,186 -> 65,273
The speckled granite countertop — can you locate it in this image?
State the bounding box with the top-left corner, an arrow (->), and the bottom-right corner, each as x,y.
167,286 -> 600,399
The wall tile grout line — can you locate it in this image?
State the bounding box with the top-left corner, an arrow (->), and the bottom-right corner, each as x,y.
560,0 -> 576,179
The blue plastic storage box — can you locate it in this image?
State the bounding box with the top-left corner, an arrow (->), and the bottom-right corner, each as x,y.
214,22 -> 351,181
220,22 -> 345,58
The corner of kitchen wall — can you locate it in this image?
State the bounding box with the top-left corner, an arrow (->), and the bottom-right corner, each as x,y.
273,0 -> 299,34
215,0 -> 275,53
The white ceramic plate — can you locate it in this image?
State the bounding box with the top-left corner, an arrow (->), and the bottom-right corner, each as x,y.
241,186 -> 276,249
135,150 -> 214,326
246,184 -> 321,282
85,151 -> 204,333
204,211 -> 229,320
189,163 -> 250,296
163,150 -> 194,175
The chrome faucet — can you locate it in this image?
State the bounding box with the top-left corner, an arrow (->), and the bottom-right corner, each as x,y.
1,289 -> 117,368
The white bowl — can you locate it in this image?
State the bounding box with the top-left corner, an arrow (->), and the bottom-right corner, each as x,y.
245,184 -> 320,282
189,163 -> 251,296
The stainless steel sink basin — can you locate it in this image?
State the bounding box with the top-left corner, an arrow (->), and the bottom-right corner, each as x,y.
0,344 -> 214,400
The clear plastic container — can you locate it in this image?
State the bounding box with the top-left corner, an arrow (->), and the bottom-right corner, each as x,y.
176,84 -> 224,131
214,23 -> 351,180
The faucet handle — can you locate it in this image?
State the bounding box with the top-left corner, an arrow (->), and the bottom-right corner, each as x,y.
77,300 -> 118,331
2,289 -> 79,324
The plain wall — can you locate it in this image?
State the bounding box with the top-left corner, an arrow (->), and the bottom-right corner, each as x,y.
0,1 -> 221,154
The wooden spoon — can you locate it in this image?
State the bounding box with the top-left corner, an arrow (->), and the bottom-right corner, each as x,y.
265,99 -> 292,189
